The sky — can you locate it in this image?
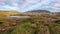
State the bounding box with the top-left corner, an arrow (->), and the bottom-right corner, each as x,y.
0,0 -> 60,12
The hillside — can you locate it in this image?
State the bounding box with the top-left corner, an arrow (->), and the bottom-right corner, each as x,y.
19,10 -> 51,16
0,12 -> 60,34
0,10 -> 20,16
0,10 -> 60,34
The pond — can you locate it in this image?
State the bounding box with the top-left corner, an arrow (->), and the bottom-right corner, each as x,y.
9,16 -> 30,18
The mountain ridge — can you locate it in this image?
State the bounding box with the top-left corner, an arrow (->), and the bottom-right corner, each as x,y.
27,10 -> 50,13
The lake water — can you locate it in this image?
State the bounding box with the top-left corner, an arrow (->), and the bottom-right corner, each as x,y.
9,16 -> 30,18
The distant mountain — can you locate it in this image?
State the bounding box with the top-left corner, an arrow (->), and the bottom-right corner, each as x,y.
27,10 -> 50,13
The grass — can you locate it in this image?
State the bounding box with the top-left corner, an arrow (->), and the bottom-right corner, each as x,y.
0,11 -> 60,34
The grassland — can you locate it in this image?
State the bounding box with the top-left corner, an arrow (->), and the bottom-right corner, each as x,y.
0,10 -> 60,34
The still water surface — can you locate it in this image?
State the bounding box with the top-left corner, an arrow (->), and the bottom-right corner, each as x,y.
9,16 -> 30,18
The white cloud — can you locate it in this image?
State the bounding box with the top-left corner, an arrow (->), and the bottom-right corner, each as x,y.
0,0 -> 60,12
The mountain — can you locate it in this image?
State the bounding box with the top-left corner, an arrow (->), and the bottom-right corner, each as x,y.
27,10 -> 50,13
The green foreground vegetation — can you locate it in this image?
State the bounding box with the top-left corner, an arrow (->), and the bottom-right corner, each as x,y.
0,11 -> 60,34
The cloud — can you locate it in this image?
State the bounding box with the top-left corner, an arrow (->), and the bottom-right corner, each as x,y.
0,0 -> 60,12
42,0 -> 60,12
19,0 -> 54,11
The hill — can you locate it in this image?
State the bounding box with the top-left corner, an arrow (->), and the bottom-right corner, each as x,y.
27,10 -> 50,13
0,10 -> 20,16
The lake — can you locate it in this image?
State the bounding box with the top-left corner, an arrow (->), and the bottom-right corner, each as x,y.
9,16 -> 30,18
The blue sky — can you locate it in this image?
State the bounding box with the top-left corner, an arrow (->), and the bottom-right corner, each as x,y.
0,0 -> 60,12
